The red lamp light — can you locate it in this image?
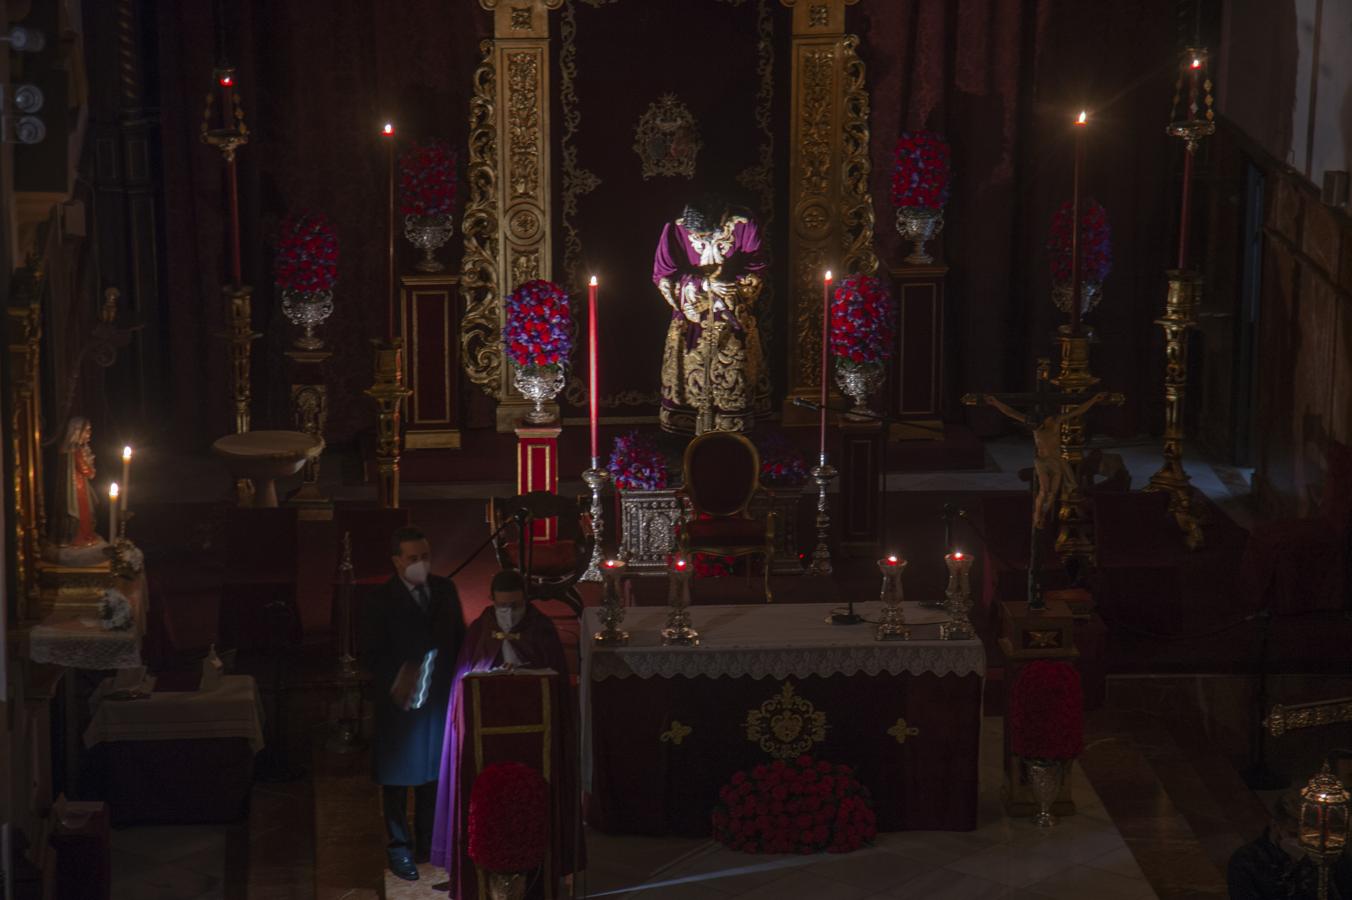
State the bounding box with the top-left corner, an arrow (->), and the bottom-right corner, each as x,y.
382,122 -> 394,137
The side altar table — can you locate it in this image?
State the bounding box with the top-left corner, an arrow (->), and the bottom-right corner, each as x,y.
581,603 -> 984,836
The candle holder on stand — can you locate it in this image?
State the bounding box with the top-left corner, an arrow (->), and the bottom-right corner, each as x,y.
593,558 -> 629,646
807,455 -> 837,577
580,462 -> 610,583
661,557 -> 699,646
940,550 -> 975,640
874,554 -> 909,641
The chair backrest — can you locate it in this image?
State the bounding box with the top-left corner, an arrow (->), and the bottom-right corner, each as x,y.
334,505 -> 413,582
682,432 -> 761,518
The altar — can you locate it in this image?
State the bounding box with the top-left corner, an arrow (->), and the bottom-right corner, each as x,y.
581,602 -> 984,836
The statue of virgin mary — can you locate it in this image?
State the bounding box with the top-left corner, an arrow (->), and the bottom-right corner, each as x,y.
652,194 -> 771,434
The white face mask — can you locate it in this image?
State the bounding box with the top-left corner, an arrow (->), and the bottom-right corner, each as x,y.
403,560 -> 429,586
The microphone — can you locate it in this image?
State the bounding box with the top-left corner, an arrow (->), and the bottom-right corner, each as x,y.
790,397 -> 820,411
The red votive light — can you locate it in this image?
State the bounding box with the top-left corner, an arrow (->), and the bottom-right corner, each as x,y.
885,555 -> 898,566
953,550 -> 964,560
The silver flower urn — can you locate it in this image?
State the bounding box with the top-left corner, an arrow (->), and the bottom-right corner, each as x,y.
403,213 -> 456,273
1051,281 -> 1102,318
281,288 -> 335,350
835,362 -> 884,420
511,366 -> 566,424
895,206 -> 944,265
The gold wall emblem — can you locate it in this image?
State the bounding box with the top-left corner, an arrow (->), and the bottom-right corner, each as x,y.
744,682 -> 826,759
887,718 -> 920,744
633,94 -> 702,181
660,720 -> 693,745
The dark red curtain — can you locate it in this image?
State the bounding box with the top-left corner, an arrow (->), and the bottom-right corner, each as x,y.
154,0 -> 1176,446
156,0 -> 488,446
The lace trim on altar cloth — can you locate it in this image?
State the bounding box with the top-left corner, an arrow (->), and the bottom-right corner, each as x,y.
587,643 -> 986,681
28,626 -> 141,670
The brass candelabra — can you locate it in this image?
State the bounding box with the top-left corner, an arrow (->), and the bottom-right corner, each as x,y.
365,339 -> 412,509
1145,272 -> 1204,549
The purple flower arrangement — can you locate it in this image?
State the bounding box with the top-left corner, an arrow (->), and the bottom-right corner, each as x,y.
504,279 -> 572,372
399,140 -> 457,219
830,274 -> 896,367
754,430 -> 809,487
607,430 -> 669,491
275,212 -> 338,294
891,132 -> 951,210
1048,199 -> 1112,285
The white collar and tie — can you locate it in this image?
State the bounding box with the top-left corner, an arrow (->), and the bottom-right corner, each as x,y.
494,605 -> 525,666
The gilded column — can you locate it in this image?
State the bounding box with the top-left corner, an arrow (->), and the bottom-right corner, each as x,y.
476,0 -> 563,431
780,0 -> 871,424
6,262 -> 47,622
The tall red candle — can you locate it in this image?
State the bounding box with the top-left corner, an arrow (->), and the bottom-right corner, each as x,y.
588,275 -> 599,465
1070,111 -> 1087,336
819,269 -> 833,458
218,70 -> 242,291
383,122 -> 396,342
1177,57 -> 1203,270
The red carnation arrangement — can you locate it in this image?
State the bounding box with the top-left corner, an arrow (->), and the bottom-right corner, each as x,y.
504,280 -> 573,372
1048,199 -> 1112,285
399,140 -> 458,219
467,762 -> 549,873
712,755 -> 877,855
275,212 -> 338,294
1008,660 -> 1084,760
891,131 -> 951,210
830,274 -> 896,367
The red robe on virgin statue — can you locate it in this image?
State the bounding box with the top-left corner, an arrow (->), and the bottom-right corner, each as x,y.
429,602 -> 582,898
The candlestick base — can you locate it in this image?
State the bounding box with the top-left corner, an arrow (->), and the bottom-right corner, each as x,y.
829,609 -> 864,626
580,467 -> 611,582
806,462 -> 838,577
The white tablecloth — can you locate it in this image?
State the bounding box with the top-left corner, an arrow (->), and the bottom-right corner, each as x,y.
581,601 -> 985,681
84,674 -> 266,753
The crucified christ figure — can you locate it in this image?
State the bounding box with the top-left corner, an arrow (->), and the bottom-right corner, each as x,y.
981,392 -> 1110,531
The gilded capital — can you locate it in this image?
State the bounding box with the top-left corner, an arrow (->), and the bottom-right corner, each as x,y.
481,0 -> 563,39
780,0 -> 859,35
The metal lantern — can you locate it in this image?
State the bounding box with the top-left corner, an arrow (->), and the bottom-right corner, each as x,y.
1299,763 -> 1350,900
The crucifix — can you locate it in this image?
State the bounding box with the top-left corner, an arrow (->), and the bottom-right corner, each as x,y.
962,357 -> 1124,601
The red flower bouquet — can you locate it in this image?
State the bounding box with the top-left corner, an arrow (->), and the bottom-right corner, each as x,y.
712,755 -> 877,855
754,430 -> 809,487
504,280 -> 572,372
1008,660 -> 1084,760
1048,199 -> 1112,285
399,139 -> 458,220
607,430 -> 669,491
275,212 -> 338,294
467,762 -> 549,873
891,131 -> 951,210
830,274 -> 896,367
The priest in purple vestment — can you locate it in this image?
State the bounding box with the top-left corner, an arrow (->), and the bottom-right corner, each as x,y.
430,569 -> 582,899
652,194 -> 770,434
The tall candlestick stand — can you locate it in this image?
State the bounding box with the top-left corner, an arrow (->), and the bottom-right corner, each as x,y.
580,461 -> 609,583
661,557 -> 699,646
365,339 -> 412,509
941,551 -> 974,640
807,454 -> 838,576
326,532 -> 365,753
1145,272 -> 1204,549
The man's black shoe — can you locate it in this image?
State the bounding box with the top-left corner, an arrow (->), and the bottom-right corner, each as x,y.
388,851 -> 419,881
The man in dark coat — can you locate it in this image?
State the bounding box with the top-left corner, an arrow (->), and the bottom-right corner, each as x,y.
430,569 -> 583,899
362,525 -> 465,882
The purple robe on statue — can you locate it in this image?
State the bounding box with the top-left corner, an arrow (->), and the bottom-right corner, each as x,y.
652,213 -> 770,433
429,602 -> 582,899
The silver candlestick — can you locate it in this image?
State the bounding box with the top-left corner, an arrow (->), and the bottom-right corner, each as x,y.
661,556 -> 699,646
875,555 -> 909,641
580,461 -> 610,582
940,550 -> 975,640
807,455 -> 837,576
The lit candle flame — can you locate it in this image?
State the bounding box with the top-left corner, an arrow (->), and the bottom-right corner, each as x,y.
589,275 -> 598,286
886,555 -> 898,565
676,558 -> 687,569
1191,57 -> 1201,69
604,559 -> 617,568
109,482 -> 119,500
122,445 -> 132,462
1075,111 -> 1087,125
824,269 -> 833,281
953,550 -> 964,560
382,122 -> 394,136
219,74 -> 233,87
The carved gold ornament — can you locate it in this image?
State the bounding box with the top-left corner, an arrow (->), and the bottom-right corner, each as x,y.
459,40 -> 503,396
633,94 -> 702,181
660,720 -> 693,745
744,682 -> 826,759
887,718 -> 920,744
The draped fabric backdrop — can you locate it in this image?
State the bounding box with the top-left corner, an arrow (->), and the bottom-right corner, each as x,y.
154,0 -> 1177,447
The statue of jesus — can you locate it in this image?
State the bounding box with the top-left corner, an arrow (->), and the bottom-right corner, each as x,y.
652,194 -> 770,434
